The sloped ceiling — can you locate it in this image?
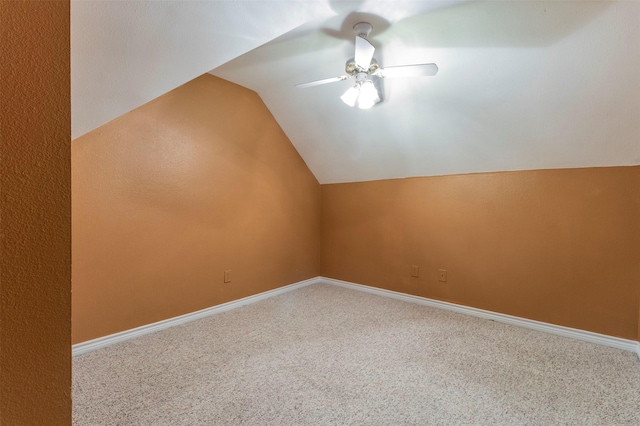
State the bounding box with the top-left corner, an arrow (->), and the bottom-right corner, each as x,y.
73,1 -> 640,184
71,0 -> 336,139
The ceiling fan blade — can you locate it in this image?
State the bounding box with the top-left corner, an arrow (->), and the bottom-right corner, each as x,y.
295,76 -> 349,89
379,63 -> 439,78
354,36 -> 375,69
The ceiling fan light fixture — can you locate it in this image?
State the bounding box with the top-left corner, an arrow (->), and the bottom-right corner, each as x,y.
340,85 -> 360,107
341,80 -> 380,109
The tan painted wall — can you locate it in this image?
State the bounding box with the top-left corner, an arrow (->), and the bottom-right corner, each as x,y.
321,167 -> 640,340
72,74 -> 320,344
0,1 -> 71,424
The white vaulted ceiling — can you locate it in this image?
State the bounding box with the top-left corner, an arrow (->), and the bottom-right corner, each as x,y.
73,1 -> 640,184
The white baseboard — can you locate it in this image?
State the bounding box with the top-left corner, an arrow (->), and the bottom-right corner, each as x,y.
73,275 -> 640,361
319,277 -> 640,357
72,277 -> 322,356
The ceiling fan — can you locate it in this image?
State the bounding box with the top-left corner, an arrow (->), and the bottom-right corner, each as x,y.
295,22 -> 439,109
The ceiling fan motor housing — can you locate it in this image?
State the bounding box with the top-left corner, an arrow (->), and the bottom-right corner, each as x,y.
345,59 -> 379,76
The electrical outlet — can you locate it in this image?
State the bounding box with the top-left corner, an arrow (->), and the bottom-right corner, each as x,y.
224,269 -> 231,283
411,265 -> 419,277
438,269 -> 447,282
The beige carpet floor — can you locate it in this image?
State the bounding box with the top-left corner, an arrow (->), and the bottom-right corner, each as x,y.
73,283 -> 640,425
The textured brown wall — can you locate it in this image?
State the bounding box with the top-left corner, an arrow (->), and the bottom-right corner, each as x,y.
321,167 -> 640,340
0,1 -> 71,424
72,74 -> 320,344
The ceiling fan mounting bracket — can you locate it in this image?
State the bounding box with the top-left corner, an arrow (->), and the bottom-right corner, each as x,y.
353,22 -> 373,38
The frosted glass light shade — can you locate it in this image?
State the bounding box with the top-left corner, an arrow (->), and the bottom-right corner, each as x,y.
358,80 -> 380,109
340,85 -> 359,107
